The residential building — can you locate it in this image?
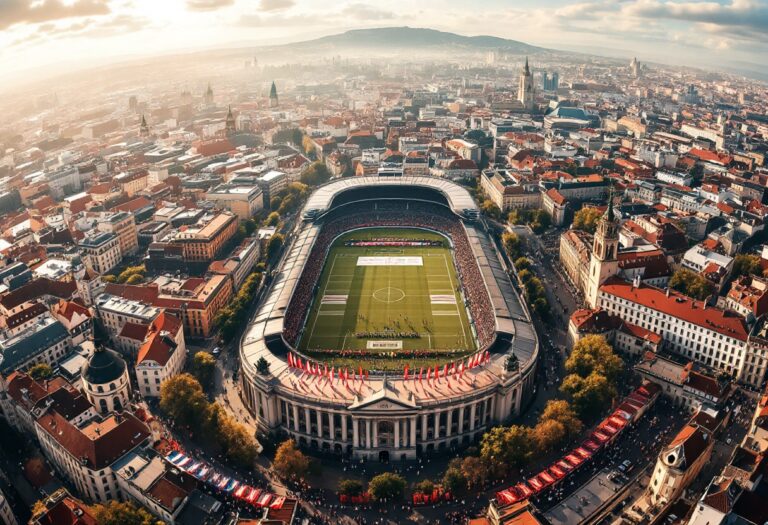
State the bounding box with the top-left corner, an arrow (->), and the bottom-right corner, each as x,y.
205,184 -> 264,220
96,211 -> 139,256
135,312 -> 185,397
79,232 -> 121,275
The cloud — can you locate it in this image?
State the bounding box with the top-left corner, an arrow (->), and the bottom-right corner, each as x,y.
259,0 -> 295,11
341,3 -> 395,20
0,0 -> 111,30
186,0 -> 235,11
9,13 -> 149,47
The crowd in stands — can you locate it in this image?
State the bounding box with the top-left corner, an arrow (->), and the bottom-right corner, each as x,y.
282,201 -> 496,352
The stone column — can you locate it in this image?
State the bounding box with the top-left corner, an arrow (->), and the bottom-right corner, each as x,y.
421,414 -> 428,441
469,403 -> 477,431
365,420 -> 371,449
316,411 -> 323,439
458,405 -> 466,434
292,404 -> 299,432
446,410 -> 453,437
433,411 -> 440,441
352,419 -> 359,448
341,415 -> 347,443
329,412 -> 335,442
372,420 -> 378,448
394,419 -> 400,449
304,407 -> 311,435
410,416 -> 417,447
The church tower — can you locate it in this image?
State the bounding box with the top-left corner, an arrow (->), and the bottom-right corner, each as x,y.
225,105 -> 236,136
139,114 -> 149,138
269,81 -> 278,108
204,83 -> 214,106
518,57 -> 534,111
585,194 -> 620,308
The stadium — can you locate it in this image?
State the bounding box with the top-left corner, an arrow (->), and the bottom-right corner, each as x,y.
239,177 -> 539,461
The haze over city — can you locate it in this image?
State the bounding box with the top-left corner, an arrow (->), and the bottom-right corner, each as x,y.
0,2 -> 767,525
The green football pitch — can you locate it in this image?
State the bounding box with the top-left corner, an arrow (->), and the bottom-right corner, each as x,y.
297,227 -> 477,370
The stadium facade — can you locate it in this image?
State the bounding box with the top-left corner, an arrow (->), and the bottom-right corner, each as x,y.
239,177 -> 539,461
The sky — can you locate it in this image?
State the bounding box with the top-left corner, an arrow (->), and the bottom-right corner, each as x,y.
1,0 -> 767,85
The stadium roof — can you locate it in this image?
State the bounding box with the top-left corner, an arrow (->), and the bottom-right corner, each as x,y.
302,176 -> 478,218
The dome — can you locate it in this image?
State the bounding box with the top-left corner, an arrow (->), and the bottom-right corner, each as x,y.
82,347 -> 126,385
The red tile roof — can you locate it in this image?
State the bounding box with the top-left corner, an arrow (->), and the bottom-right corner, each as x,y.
136,313 -> 182,367
599,278 -> 749,341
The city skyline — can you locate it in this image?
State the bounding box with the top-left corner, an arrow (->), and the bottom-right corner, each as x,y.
2,0 -> 768,87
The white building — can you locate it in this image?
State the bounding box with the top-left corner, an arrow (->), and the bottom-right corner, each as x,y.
135,313 -> 186,398
81,347 -> 132,414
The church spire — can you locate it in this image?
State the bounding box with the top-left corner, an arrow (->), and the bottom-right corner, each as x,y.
225,105 -> 236,136
139,114 -> 149,137
269,81 -> 278,108
524,56 -> 530,76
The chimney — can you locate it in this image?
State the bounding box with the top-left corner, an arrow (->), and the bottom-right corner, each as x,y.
665,287 -> 670,297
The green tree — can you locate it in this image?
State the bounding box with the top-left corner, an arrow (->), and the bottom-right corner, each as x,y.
267,233 -> 285,260
513,257 -> 532,271
460,456 -> 490,488
732,254 -> 762,279
442,465 -> 468,494
273,439 -> 310,480
338,479 -> 365,497
480,425 -> 533,476
93,501 -> 162,525
159,373 -> 209,427
207,404 -> 259,466
265,211 -> 280,226
103,274 -> 117,283
530,210 -> 551,234
532,418 -> 567,453
300,161 -> 331,186
413,479 -> 435,495
302,135 -> 315,157
481,200 -> 502,220
502,232 -> 523,259
256,357 -> 271,375
368,472 -> 407,501
508,209 -> 530,225
125,274 -> 143,285
191,351 -> 216,387
540,400 -> 583,440
117,264 -> 146,283
518,269 -> 533,283
572,207 -> 603,233
28,363 -> 53,380
532,296 -> 550,317
565,334 -> 623,383
560,372 -> 616,420
669,268 -> 714,300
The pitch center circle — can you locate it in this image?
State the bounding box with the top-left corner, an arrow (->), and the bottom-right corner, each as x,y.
372,287 -> 406,303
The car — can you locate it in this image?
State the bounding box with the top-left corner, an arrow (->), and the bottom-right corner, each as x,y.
212,347 -> 221,356
621,460 -> 634,473
726,437 -> 733,445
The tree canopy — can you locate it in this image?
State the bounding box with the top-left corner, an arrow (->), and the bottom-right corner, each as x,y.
669,268 -> 714,300
93,501 -> 162,525
368,472 -> 407,501
29,363 -> 53,380
159,373 -> 208,427
191,351 -> 216,388
572,207 -> 602,233
300,161 -> 331,186
565,335 -> 623,383
732,254 -> 762,279
480,425 -> 533,476
273,439 -> 310,480
338,479 -> 365,496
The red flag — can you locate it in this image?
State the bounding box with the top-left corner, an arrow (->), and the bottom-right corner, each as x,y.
404,365 -> 409,380
330,367 -> 334,381
451,362 -> 456,375
418,367 -> 423,382
364,369 -> 369,380
358,366 -> 363,379
435,365 -> 440,379
459,362 -> 465,376
442,363 -> 448,377
426,367 -> 431,381
297,357 -> 303,370
287,353 -> 293,367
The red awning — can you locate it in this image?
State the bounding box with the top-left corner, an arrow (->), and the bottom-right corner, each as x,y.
549,466 -> 566,479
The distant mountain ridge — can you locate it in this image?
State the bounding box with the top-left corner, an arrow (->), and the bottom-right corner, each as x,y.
279,26 -> 542,53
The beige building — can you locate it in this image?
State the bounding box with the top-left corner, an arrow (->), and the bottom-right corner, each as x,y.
174,212 -> 238,263
559,229 -> 592,292
480,169 -> 541,211
80,232 -> 121,275
97,211 -> 139,256
135,313 -> 186,397
647,411 -> 716,506
205,184 -> 264,220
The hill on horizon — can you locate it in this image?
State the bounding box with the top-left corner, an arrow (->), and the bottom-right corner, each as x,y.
273,26 -> 542,54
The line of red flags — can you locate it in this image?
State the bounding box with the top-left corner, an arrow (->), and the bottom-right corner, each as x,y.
287,351 -> 491,383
